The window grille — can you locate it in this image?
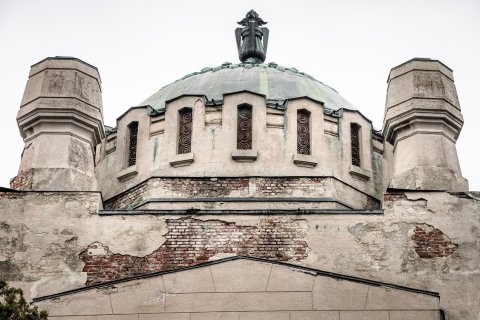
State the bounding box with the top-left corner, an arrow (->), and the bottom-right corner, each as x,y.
351,123 -> 361,166
237,105 -> 253,149
297,110 -> 311,155
178,108 -> 193,154
128,122 -> 138,166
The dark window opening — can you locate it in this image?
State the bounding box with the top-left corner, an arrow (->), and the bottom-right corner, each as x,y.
351,123 -> 361,166
128,122 -> 138,167
237,104 -> 253,150
297,109 -> 311,155
178,108 -> 193,154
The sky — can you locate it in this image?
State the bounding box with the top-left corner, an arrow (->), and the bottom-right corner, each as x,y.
0,0 -> 479,190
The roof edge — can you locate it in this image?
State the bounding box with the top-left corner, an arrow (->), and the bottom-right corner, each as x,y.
31,56 -> 99,70
32,255 -> 439,303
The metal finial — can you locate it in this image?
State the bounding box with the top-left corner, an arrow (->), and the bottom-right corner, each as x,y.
235,10 -> 269,63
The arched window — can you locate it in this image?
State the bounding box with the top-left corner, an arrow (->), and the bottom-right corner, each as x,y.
237,104 -> 252,150
351,123 -> 361,166
178,108 -> 193,154
297,109 -> 311,155
127,122 -> 138,166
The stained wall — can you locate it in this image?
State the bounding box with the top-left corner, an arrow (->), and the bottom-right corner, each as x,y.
1,190 -> 478,319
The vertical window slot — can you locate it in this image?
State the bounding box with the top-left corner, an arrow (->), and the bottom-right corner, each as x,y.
351,123 -> 361,167
128,122 -> 138,167
178,108 -> 193,154
237,104 -> 253,150
297,109 -> 311,155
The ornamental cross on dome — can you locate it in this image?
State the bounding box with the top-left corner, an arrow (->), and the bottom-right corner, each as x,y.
235,10 -> 269,63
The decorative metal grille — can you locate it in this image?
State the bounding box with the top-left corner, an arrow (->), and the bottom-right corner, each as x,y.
237,105 -> 252,149
351,123 -> 361,166
297,110 -> 310,155
178,108 -> 193,154
128,122 -> 138,166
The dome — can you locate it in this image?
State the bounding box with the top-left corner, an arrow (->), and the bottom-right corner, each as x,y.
138,61 -> 356,112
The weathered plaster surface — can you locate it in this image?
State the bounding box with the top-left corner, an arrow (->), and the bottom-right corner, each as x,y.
0,192 -> 167,298
1,191 -> 479,319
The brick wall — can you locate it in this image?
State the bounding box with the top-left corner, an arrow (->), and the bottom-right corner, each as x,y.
80,217 -> 308,285
104,182 -> 149,210
9,169 -> 33,191
104,177 -> 380,210
257,177 -> 325,196
0,191 -> 23,199
104,177 -> 330,210
411,224 -> 457,258
104,178 -> 250,210
168,177 -> 249,197
383,192 -> 407,202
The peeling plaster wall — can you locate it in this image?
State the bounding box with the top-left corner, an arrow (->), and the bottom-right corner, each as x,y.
80,217 -> 308,285
0,191 -> 479,319
0,192 -> 167,298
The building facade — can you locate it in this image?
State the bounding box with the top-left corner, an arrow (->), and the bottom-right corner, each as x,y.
1,10 -> 479,320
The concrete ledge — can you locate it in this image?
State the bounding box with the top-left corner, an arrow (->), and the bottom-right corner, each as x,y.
169,153 -> 194,167
98,208 -> 384,216
17,101 -> 105,143
372,139 -> 384,154
293,154 -> 318,168
349,165 -> 371,181
232,149 -> 258,162
117,165 -> 138,182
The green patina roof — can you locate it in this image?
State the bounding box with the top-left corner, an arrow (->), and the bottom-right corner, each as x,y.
138,61 -> 356,112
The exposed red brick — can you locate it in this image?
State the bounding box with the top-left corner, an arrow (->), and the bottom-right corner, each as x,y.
104,178 -> 250,210
384,192 -> 407,202
411,225 -> 457,258
9,169 -> 33,191
257,177 -> 325,196
0,192 -> 23,199
104,181 -> 148,210
104,177 -> 380,210
168,178 -> 249,197
79,217 -> 308,285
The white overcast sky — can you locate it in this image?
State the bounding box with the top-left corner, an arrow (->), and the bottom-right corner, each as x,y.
0,0 -> 479,190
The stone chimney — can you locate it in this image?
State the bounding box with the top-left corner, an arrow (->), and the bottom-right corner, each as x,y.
12,57 -> 105,191
383,58 -> 468,191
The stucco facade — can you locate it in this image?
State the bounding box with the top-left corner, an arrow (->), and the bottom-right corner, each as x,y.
1,10 -> 479,320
